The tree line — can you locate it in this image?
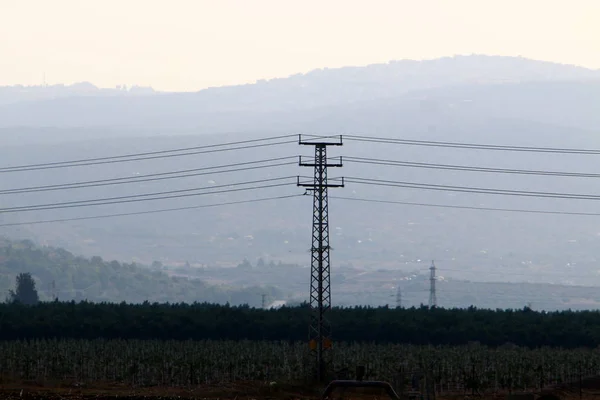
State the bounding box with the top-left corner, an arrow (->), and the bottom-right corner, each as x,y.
0,300 -> 598,348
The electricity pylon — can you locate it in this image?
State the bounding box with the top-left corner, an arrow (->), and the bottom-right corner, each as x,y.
297,134 -> 343,383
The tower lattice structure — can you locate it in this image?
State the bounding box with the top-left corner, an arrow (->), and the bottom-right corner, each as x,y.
297,134 -> 343,383
429,260 -> 437,308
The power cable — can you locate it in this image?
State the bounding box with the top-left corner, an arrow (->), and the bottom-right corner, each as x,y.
0,157 -> 297,195
382,288 -> 600,302
330,195 -> 600,216
345,177 -> 600,201
0,194 -> 303,227
329,288 -> 600,301
344,135 -> 600,154
0,177 -> 297,213
344,156 -> 600,178
406,267 -> 600,280
0,136 -> 297,173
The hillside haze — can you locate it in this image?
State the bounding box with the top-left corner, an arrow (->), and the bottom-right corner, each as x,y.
1,55 -> 600,309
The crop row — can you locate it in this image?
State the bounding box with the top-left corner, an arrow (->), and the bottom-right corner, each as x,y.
0,339 -> 598,393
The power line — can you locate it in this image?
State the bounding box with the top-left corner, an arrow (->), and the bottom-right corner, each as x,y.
0,157 -> 297,195
330,195 -> 600,216
0,136 -> 297,173
344,156 -> 600,178
345,177 -> 600,201
0,194 -> 303,227
383,288 -> 600,303
0,177 -> 297,214
340,288 -> 600,302
400,264 -> 600,280
344,135 -> 600,154
396,289 -> 600,304
411,267 -> 600,280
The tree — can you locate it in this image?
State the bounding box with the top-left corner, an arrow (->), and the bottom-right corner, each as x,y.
237,259 -> 252,269
8,272 -> 39,305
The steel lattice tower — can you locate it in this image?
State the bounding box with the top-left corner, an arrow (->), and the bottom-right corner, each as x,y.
298,134 -> 343,383
396,285 -> 402,309
429,260 -> 437,308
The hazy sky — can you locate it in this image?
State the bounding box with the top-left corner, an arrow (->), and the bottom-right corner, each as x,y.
1,0 -> 599,92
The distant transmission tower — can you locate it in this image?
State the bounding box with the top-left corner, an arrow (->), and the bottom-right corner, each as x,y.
298,134 -> 343,383
261,293 -> 267,309
396,285 -> 402,308
48,280 -> 57,301
428,260 -> 437,308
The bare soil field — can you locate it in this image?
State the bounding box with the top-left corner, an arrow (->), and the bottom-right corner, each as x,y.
1,379 -> 599,400
0,380 -> 313,400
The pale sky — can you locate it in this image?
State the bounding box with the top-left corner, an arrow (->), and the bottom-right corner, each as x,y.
1,0 -> 599,92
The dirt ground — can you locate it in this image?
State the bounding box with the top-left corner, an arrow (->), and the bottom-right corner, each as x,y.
1,379 -> 599,400
0,380 -> 312,400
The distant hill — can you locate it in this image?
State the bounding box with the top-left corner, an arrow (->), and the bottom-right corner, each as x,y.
0,55 -> 599,129
0,238 -> 280,305
1,235 -> 598,311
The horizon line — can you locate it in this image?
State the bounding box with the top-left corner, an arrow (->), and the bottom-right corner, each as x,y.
1,53 -> 599,94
